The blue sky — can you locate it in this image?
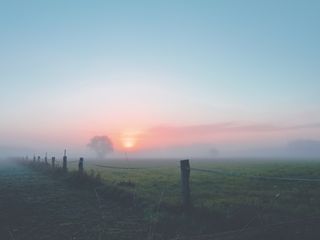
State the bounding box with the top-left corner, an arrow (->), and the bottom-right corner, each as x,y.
0,0 -> 319,157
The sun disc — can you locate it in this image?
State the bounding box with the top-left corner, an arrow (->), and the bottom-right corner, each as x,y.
122,138 -> 136,149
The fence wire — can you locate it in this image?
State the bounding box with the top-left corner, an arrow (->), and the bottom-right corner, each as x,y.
191,167 -> 320,182
68,160 -> 79,163
94,164 -> 148,170
92,164 -> 170,170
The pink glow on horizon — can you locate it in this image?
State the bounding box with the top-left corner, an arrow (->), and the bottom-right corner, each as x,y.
106,122 -> 320,152
4,120 -> 320,156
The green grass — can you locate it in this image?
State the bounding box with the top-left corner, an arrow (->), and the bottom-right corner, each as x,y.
1,161 -> 149,240
22,160 -> 320,238
66,159 -> 320,220
16,158 -> 320,239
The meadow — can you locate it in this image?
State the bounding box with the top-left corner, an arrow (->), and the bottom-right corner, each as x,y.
66,159 -> 320,233
15,158 -> 320,239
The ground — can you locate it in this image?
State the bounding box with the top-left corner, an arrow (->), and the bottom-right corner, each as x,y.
0,162 -> 147,240
1,160 -> 320,240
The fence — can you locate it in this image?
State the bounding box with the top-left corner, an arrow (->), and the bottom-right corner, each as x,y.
24,154 -> 320,211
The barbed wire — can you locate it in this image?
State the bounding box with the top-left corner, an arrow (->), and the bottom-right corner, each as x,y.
50,159 -> 320,182
68,160 -> 79,163
191,167 -> 320,182
94,164 -> 148,170
28,158 -> 320,183
93,164 -> 170,170
249,175 -> 320,182
190,167 -> 241,176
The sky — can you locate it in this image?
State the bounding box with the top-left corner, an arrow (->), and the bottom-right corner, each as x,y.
0,0 -> 320,159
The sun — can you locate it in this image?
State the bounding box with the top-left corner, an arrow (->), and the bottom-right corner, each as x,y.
122,137 -> 136,149
120,129 -> 141,150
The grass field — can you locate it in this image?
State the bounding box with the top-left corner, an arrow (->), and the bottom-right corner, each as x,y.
67,159 -> 320,233
73,159 -> 320,207
3,158 -> 320,239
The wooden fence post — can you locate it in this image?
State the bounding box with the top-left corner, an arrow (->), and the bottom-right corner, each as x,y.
78,157 -> 84,173
63,149 -> 67,171
33,155 -> 36,162
51,157 -> 55,168
180,159 -> 191,209
37,156 -> 41,162
45,152 -> 48,164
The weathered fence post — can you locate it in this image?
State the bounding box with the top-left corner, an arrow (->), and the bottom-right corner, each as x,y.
45,152 -> 48,164
33,155 -> 36,162
63,149 -> 67,171
51,157 -> 55,168
37,156 -> 41,162
78,157 -> 84,173
180,159 -> 191,209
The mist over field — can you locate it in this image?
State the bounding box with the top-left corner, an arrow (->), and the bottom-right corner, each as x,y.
1,138 -> 320,160
0,1 -> 320,239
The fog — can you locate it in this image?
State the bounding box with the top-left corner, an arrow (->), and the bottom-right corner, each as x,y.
1,138 -> 320,161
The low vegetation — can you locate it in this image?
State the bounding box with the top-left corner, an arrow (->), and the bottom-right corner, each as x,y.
17,158 -> 320,239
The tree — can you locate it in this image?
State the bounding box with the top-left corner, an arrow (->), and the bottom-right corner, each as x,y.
87,136 -> 113,159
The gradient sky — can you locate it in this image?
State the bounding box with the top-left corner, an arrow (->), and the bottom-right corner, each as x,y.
1,0 -> 320,158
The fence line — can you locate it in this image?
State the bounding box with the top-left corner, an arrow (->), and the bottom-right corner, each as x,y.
23,155 -> 320,210
249,175 -> 320,182
25,155 -> 320,183
68,160 -> 79,163
191,167 -> 240,176
94,164 -> 149,170
93,164 -> 169,170
191,167 -> 320,182
30,153 -> 320,182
